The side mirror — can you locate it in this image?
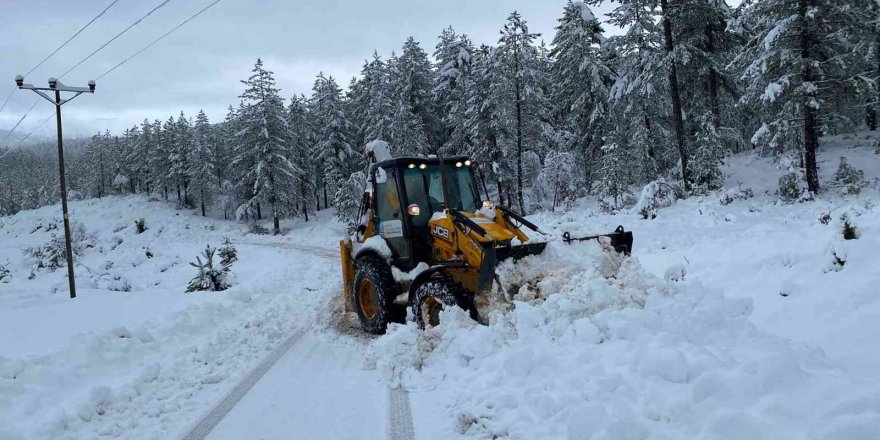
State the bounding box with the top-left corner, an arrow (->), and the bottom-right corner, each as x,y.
407,204 -> 421,216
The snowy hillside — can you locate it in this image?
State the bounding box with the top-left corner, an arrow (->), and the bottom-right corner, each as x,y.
0,132 -> 878,440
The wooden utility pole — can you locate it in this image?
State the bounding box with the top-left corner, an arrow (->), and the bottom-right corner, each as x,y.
16,75 -> 95,299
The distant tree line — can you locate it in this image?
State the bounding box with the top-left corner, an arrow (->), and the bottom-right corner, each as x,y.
1,1 -> 877,226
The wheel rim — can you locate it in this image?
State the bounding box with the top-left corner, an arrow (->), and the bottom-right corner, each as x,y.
420,296 -> 443,328
358,278 -> 379,320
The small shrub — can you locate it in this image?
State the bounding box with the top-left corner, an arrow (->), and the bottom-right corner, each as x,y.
135,218 -> 147,234
818,211 -> 831,225
719,187 -> 754,206
186,246 -> 232,293
249,223 -> 270,235
833,157 -> 866,195
778,173 -> 802,202
835,209 -> 860,240
0,263 -> 9,284
24,222 -> 95,273
635,178 -> 680,219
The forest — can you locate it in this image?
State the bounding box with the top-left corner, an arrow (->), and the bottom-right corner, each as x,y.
1,0 -> 878,234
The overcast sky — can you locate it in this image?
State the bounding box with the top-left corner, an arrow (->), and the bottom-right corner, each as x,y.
1,0 -> 624,140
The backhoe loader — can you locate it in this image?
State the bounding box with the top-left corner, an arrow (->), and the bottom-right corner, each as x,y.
339,143 -> 633,334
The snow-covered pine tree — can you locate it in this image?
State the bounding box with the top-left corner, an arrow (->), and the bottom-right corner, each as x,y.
189,110 -> 216,216
85,131 -> 111,198
595,142 -> 632,208
311,73 -> 355,222
465,45 -> 509,205
550,1 -> 615,192
168,112 -> 193,206
385,39 -> 437,156
234,58 -> 295,235
496,11 -> 550,214
732,0 -> 880,194
689,113 -> 726,192
433,27 -> 474,155
289,94 -> 315,221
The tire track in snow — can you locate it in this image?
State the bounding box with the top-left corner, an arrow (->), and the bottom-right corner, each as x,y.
179,329 -> 306,440
388,387 -> 416,440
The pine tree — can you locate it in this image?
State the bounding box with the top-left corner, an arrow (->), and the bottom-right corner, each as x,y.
433,28 -> 474,154
311,73 -> 355,222
389,38 -> 437,155
234,58 -> 295,234
465,45 -> 509,205
190,110 -> 216,216
496,11 -> 549,213
551,1 -> 615,192
289,94 -> 315,221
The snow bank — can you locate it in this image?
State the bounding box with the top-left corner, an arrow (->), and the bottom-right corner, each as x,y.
377,252 -> 880,439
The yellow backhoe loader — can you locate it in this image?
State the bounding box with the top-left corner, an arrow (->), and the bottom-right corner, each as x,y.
339,147 -> 632,334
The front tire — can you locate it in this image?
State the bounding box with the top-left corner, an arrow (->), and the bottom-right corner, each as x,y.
412,277 -> 467,329
352,255 -> 399,334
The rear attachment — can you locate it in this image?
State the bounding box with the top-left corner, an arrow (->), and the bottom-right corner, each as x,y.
562,225 -> 633,255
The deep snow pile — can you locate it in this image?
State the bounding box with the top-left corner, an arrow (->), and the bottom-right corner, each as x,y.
374,132 -> 880,439
0,196 -> 343,440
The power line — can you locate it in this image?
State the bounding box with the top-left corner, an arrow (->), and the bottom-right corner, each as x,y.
0,98 -> 39,145
1,0 -> 122,137
0,88 -> 14,115
97,0 -> 222,81
26,0 -> 123,78
59,0 -> 173,80
2,0 -> 221,158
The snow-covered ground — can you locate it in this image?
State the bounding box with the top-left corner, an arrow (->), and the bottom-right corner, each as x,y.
1,131 -> 878,439
0,197 -> 345,440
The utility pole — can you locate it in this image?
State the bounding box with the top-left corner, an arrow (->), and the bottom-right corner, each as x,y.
15,75 -> 95,299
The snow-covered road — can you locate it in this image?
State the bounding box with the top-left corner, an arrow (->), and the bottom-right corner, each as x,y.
203,333 -> 387,440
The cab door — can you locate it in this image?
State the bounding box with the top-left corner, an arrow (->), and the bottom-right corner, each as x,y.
373,166 -> 413,268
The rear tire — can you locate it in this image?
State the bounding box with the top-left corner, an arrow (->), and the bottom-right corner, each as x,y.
352,255 -> 398,334
412,277 -> 467,329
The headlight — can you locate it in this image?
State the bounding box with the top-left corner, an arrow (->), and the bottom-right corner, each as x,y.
482,200 -> 495,209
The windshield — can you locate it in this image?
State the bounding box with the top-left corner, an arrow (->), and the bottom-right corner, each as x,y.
403,163 -> 481,218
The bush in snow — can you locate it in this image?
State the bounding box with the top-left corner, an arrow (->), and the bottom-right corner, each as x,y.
25,222 -> 96,274
0,263 -> 9,283
833,157 -> 866,195
719,186 -> 754,206
186,246 -> 232,293
832,208 -> 860,240
134,218 -> 147,234
635,178 -> 679,219
777,172 -> 803,202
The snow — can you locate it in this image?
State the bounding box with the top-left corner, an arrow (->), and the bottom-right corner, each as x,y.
366,139 -> 392,162
357,234 -> 393,260
374,131 -> 880,439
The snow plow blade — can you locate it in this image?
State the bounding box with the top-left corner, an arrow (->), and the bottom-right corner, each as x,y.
562,226 -> 633,255
496,242 -> 548,262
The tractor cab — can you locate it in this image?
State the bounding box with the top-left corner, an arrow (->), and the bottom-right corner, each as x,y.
360,156 -> 483,271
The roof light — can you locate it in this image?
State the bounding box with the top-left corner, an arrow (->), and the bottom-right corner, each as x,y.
419,163 -> 427,170
455,161 -> 463,167
408,163 -> 416,169
464,160 -> 472,166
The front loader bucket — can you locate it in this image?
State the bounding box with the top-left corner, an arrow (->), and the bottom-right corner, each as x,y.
497,241 -> 548,262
